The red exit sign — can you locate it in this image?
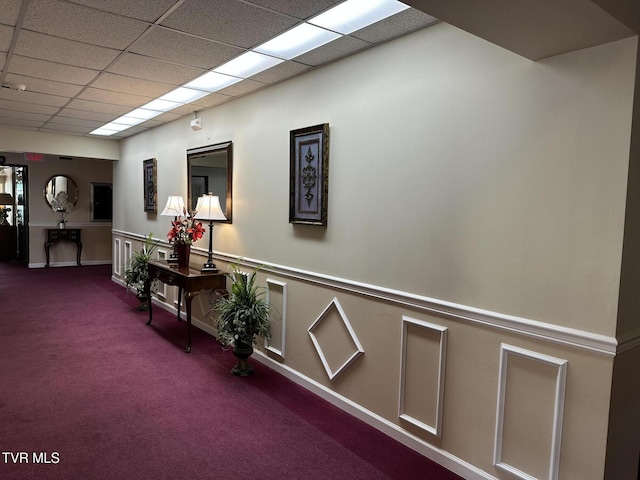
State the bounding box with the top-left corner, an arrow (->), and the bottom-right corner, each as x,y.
25,152 -> 44,161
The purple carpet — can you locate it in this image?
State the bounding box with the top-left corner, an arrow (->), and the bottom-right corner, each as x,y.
0,263 -> 461,479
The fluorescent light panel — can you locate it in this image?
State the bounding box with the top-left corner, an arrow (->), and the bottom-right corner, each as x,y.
254,23 -> 340,60
214,51 -> 283,79
310,0 -> 410,34
160,87 -> 210,104
185,72 -> 242,92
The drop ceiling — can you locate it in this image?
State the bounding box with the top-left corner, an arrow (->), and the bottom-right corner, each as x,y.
0,0 -> 438,138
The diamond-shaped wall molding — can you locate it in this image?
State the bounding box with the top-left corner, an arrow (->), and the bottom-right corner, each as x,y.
308,297 -> 364,381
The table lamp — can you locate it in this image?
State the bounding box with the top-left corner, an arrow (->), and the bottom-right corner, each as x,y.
194,193 -> 226,272
160,194 -> 185,264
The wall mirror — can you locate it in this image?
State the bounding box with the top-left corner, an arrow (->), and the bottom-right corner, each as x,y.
187,141 -> 232,223
43,175 -> 78,211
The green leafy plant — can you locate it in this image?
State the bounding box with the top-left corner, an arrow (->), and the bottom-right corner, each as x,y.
124,233 -> 158,297
213,262 -> 271,348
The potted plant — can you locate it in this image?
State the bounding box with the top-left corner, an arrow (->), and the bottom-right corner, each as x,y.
124,233 -> 158,310
213,262 -> 271,376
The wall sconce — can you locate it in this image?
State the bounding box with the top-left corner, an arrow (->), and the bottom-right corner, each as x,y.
194,193 -> 226,272
0,192 -> 13,226
160,194 -> 185,264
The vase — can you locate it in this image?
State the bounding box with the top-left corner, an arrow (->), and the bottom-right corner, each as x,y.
231,340 -> 254,376
176,243 -> 190,268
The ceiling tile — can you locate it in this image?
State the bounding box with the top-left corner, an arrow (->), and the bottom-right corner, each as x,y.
65,98 -> 131,115
0,52 -> 6,70
23,0 -> 149,50
45,116 -> 104,129
39,126 -> 89,135
130,27 -> 244,70
0,108 -> 51,122
77,87 -> 152,107
217,78 -> 265,97
250,60 -> 310,84
0,98 -> 60,114
9,55 -> 99,85
4,73 -> 84,97
0,0 -> 22,25
161,0 -> 298,49
15,30 -> 121,70
0,116 -> 46,128
108,53 -> 206,85
56,108 -> 119,122
0,24 -> 13,52
0,88 -> 68,107
295,35 -> 370,67
69,0 -> 179,22
245,0 -> 341,19
91,73 -> 175,97
351,9 -> 439,44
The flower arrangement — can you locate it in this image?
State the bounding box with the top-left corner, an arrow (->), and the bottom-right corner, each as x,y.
167,210 -> 205,245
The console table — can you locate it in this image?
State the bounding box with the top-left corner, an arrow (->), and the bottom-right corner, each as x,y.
45,228 -> 82,268
145,260 -> 227,353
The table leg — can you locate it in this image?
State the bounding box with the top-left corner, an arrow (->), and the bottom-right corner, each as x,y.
45,242 -> 51,268
185,291 -> 197,353
177,287 -> 183,321
77,241 -> 82,266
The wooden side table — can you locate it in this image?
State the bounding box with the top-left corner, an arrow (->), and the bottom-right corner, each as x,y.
145,260 -> 227,353
45,228 -> 82,267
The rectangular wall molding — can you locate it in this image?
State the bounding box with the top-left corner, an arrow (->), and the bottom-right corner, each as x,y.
493,344 -> 568,480
265,278 -> 287,358
398,316 -> 448,438
113,238 -> 121,276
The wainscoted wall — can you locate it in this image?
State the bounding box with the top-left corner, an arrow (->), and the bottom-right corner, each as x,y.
111,231 -> 617,479
110,22 -> 639,479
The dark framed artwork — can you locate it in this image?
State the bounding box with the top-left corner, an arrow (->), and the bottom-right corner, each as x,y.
143,158 -> 157,213
289,123 -> 329,226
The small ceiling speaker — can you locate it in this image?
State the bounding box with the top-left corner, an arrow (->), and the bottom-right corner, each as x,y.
190,118 -> 202,131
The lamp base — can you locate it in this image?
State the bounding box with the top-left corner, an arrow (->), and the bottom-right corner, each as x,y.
201,262 -> 219,273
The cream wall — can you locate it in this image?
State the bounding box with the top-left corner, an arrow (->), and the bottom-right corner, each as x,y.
111,24 -> 637,479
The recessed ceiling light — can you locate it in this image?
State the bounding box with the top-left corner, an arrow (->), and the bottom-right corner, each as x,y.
141,98 -> 183,112
309,0 -> 410,34
215,51 -> 284,79
125,108 -> 163,120
159,87 -> 210,104
185,72 -> 242,92
254,23 -> 340,60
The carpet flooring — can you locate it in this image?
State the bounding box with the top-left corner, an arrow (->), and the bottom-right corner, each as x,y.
0,263 -> 462,479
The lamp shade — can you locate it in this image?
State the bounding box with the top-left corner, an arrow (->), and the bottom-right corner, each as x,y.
194,194 -> 226,221
0,193 -> 13,206
160,194 -> 185,216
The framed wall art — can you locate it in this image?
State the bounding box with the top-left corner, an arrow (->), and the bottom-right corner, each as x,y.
143,158 -> 157,213
289,123 -> 329,226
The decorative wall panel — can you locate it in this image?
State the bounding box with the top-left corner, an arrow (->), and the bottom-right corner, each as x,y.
398,316 -> 448,437
113,238 -> 121,275
265,278 -> 287,358
308,297 -> 364,381
494,344 -> 567,480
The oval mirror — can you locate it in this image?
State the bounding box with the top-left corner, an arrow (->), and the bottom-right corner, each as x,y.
187,141 -> 232,223
43,175 -> 78,211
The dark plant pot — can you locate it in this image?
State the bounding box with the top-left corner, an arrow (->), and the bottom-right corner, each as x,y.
231,341 -> 254,376
136,293 -> 148,311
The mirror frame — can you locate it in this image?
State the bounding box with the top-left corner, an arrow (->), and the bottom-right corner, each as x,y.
187,141 -> 233,223
43,174 -> 79,211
